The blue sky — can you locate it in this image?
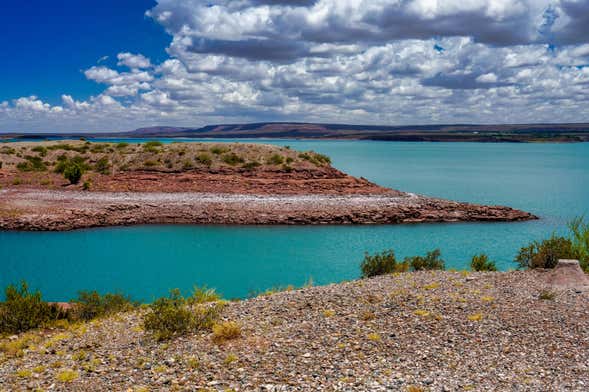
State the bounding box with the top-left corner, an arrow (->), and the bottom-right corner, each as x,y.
0,0 -> 169,105
1,1 -> 589,132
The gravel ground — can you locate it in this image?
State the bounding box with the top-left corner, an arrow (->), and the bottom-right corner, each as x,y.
1,270 -> 588,391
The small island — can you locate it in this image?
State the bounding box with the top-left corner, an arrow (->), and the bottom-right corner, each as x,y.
0,141 -> 536,231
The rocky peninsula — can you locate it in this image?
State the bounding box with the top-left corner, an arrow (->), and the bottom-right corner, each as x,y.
0,141 -> 536,231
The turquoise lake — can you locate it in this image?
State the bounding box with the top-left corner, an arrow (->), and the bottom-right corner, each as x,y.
1,140 -> 588,301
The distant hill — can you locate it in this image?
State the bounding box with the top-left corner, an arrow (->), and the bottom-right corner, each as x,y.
3,122 -> 589,142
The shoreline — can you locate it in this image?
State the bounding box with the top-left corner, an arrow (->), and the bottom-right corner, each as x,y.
0,188 -> 537,231
1,270 -> 587,390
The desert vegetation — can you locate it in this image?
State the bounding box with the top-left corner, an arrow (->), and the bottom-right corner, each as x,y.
515,216 -> 589,272
0,140 -> 334,190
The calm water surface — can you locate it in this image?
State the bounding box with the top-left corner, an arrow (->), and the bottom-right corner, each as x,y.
1,140 -> 588,301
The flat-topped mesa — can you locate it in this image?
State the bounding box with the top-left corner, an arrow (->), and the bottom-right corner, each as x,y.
0,141 -> 537,231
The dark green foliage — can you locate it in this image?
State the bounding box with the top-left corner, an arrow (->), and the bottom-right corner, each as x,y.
54,155 -> 89,174
82,180 -> 91,191
94,157 -> 111,175
515,234 -> 577,270
196,153 -> 213,166
470,254 -> 498,271
360,249 -> 408,277
63,162 -> 83,184
143,289 -> 223,341
0,282 -> 60,334
116,142 -> 129,149
73,291 -> 135,321
268,154 -> 285,165
405,249 -> 445,271
222,153 -> 245,166
16,156 -> 47,172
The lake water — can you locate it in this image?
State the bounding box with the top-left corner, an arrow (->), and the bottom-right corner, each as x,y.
1,140 -> 588,301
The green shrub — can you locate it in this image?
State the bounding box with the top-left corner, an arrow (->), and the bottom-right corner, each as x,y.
143,141 -> 163,153
405,249 -> 445,271
0,282 -> 59,334
242,161 -> 261,170
268,154 -> 285,165
568,216 -> 589,271
143,289 -> 223,341
143,289 -> 192,341
222,153 -> 245,166
470,254 -> 497,272
360,249 -> 408,278
54,155 -> 89,174
190,286 -> 221,304
94,157 -> 111,174
196,153 -> 213,166
116,142 -> 129,149
31,146 -> 47,157
314,153 -> 331,164
16,156 -> 47,172
515,234 -> 577,270
63,162 -> 83,184
73,291 -> 135,321
210,146 -> 229,155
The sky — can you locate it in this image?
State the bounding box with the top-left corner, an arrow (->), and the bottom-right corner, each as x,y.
1,0 -> 589,132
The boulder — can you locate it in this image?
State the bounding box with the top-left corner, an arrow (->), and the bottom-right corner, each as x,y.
546,259 -> 589,291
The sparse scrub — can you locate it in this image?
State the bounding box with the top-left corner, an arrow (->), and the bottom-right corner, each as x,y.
94,157 -> 111,175
470,253 -> 497,272
196,152 -> 213,166
190,286 -> 221,304
405,249 -> 445,271
55,369 -> 78,383
16,155 -> 47,172
31,145 -> 48,157
539,290 -> 556,300
210,146 -> 229,155
242,161 -> 261,170
268,154 -> 285,165
212,321 -> 241,343
143,289 -> 223,341
143,141 -> 163,153
222,152 -> 245,166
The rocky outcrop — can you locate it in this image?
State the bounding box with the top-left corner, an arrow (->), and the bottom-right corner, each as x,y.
0,189 -> 536,231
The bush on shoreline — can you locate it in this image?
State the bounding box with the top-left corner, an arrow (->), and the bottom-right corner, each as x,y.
405,249 -> 445,271
0,282 -> 64,334
470,254 -> 498,272
73,291 -> 136,321
515,234 -> 577,270
514,217 -> 589,272
360,250 -> 408,277
143,288 -> 225,341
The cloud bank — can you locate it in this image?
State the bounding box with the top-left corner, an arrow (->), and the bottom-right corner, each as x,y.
2,0 -> 589,132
